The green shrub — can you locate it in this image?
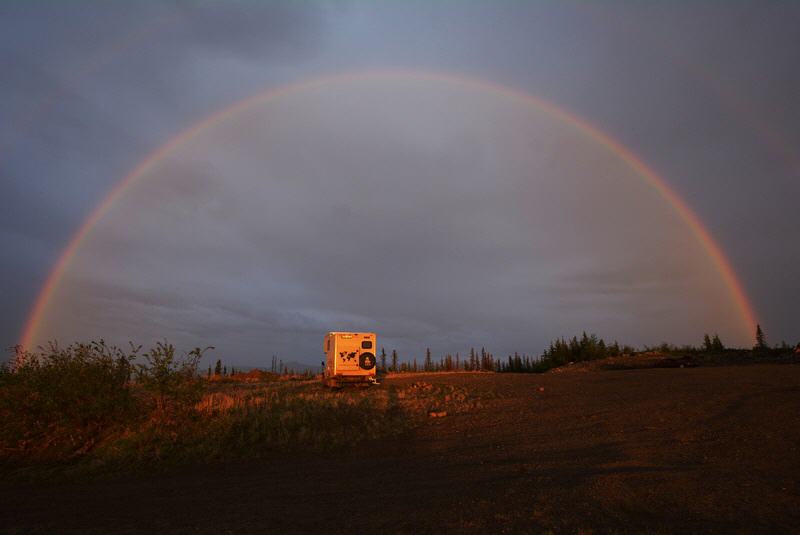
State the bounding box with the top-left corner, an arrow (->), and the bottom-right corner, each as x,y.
134,341 -> 210,417
0,341 -> 137,459
0,340 -> 212,461
1,341 -> 479,469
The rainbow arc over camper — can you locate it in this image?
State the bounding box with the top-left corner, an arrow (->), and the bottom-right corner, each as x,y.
19,70 -> 759,348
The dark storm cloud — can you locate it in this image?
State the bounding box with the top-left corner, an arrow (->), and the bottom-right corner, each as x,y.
0,0 -> 324,213
2,1 -> 799,362
0,1 -> 326,348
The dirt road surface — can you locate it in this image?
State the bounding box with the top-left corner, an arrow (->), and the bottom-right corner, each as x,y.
2,364 -> 799,533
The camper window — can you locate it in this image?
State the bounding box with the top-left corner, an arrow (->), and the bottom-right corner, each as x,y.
361,341 -> 373,349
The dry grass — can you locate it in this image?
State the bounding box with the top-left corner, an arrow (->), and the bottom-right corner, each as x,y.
2,375 -> 480,474
90,380 -> 480,467
0,342 -> 478,474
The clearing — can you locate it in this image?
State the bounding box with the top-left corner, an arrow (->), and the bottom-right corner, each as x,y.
2,362 -> 799,533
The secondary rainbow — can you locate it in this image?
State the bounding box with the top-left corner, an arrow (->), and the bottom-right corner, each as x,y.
20,70 -> 759,348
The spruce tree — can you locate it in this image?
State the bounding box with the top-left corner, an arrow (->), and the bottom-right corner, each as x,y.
425,348 -> 432,372
755,324 -> 767,351
391,350 -> 398,372
214,359 -> 222,376
703,334 -> 713,352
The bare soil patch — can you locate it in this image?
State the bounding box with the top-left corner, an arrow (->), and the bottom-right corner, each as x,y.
2,364 -> 799,533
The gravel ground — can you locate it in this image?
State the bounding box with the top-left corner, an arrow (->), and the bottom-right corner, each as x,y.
2,363 -> 799,534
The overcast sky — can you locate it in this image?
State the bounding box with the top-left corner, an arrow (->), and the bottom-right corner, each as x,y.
2,1 -> 798,366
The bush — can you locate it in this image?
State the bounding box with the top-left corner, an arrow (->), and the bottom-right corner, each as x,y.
1,341 -> 479,468
134,341 -> 210,417
0,341 -> 137,459
0,340 -> 212,461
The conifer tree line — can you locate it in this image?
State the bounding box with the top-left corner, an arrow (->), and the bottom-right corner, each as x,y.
201,324 -> 790,379
372,335 -> 633,374
536,333 -> 633,370
205,356 -> 302,378
372,324 -> 791,375
375,345 -> 551,373
703,333 -> 725,352
208,359 -> 237,378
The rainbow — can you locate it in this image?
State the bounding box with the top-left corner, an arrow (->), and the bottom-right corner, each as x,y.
19,70 -> 758,348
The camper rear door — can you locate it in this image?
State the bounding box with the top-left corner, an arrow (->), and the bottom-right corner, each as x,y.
336,334 -> 361,373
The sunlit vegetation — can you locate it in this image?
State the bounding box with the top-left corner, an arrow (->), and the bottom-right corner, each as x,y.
0,341 -> 137,460
0,342 -> 477,467
1,324 -> 795,471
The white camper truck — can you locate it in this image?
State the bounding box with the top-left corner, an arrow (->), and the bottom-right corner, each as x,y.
323,332 -> 377,387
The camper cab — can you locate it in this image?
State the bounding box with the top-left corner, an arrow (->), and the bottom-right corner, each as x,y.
323,332 -> 377,387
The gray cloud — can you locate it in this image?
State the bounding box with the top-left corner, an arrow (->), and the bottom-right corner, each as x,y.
32,79 -> 746,363
2,2 -> 798,362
